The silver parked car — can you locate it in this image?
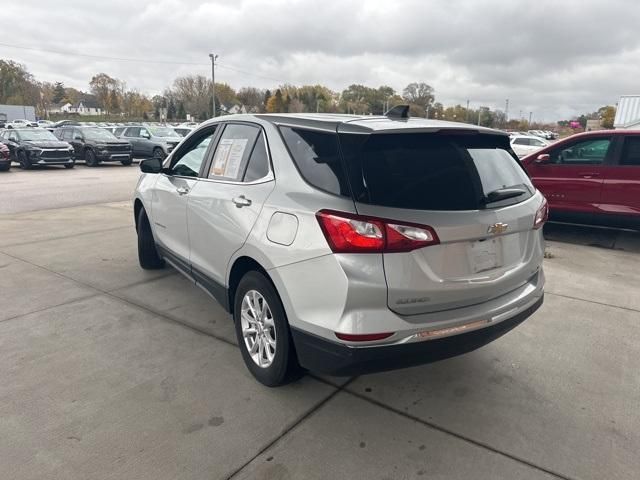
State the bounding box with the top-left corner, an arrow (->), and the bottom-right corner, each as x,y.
133,107 -> 547,386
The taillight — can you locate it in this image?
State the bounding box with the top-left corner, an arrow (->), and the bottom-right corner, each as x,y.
533,197 -> 548,229
316,210 -> 439,253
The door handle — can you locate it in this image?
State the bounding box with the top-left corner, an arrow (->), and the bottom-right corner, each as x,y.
578,172 -> 600,179
176,186 -> 190,195
232,195 -> 252,208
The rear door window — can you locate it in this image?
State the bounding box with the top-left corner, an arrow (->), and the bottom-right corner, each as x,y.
339,132 -> 533,211
620,136 -> 640,166
279,127 -> 348,196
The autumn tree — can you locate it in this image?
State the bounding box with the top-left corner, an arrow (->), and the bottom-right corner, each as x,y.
0,59 -> 40,105
237,87 -> 265,113
598,105 -> 616,129
89,73 -> 119,113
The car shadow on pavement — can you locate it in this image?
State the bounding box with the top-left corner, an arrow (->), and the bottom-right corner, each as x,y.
544,222 -> 640,253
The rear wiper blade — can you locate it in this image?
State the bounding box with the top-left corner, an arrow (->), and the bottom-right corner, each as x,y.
482,187 -> 527,204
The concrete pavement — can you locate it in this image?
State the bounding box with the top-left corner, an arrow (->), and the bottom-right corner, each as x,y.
0,175 -> 639,479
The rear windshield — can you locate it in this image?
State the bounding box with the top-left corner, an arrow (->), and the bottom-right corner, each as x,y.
339,132 -> 533,211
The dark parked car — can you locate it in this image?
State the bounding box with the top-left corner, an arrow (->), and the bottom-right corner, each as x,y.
54,126 -> 133,166
118,125 -> 181,159
0,128 -> 75,169
0,142 -> 10,171
522,130 -> 640,229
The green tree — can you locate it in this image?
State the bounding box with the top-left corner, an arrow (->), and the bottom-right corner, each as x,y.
402,82 -> 435,116
167,98 -> 176,120
52,82 -> 65,104
177,102 -> 186,119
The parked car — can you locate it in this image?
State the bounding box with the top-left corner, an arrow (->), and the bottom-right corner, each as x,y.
54,126 -> 133,166
173,126 -> 194,137
133,109 -> 547,386
0,142 -> 10,171
6,119 -> 37,128
510,135 -> 550,158
522,130 -> 640,229
49,120 -> 81,129
0,128 -> 75,169
37,120 -> 54,128
120,125 -> 181,159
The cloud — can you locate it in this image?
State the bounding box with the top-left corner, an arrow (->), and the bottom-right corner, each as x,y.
2,0 -> 638,120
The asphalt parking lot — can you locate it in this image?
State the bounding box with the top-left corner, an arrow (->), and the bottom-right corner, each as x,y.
1,165 -> 639,480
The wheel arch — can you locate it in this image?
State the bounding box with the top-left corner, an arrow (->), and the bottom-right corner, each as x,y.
133,198 -> 145,232
227,256 -> 273,315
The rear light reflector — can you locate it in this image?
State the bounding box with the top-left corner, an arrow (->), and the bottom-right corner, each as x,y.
316,210 -> 439,253
335,331 -> 394,342
533,197 -> 549,229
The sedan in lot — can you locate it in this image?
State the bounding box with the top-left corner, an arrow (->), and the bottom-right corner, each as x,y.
119,125 -> 181,160
522,130 -> 640,229
510,134 -> 550,158
54,126 -> 133,166
133,109 -> 546,386
0,128 -> 75,169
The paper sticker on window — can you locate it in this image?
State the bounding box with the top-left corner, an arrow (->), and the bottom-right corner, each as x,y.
211,138 -> 248,178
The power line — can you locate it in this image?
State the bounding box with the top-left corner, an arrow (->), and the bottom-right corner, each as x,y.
0,41 -> 288,84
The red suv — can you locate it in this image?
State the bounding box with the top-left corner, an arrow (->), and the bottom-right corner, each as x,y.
521,130 -> 640,229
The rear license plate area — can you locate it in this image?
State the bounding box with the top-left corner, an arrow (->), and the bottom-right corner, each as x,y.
467,238 -> 503,273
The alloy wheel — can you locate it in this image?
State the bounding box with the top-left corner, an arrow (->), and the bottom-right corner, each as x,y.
240,290 -> 276,368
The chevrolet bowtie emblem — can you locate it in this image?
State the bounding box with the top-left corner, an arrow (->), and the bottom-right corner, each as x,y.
487,223 -> 509,235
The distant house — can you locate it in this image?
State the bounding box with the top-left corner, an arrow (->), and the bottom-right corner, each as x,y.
49,97 -> 103,116
614,95 -> 640,129
222,104 -> 247,115
74,97 -> 103,116
49,102 -> 73,114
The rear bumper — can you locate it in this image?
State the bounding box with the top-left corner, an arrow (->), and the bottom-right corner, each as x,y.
291,295 -> 543,377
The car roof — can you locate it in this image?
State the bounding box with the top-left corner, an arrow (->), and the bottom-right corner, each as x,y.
253,113 -> 507,136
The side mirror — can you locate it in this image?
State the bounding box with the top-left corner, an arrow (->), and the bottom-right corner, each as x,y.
74,135 -> 83,141
140,157 -> 163,174
141,132 -> 151,139
535,153 -> 551,164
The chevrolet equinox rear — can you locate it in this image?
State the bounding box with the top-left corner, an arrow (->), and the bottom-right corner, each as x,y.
133,107 -> 546,386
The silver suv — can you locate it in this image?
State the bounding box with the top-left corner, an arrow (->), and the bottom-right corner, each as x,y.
133,108 -> 546,386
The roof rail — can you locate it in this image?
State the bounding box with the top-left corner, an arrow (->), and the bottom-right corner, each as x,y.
384,104 -> 410,119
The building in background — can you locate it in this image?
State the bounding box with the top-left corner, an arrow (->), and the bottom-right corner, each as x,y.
614,95 -> 640,129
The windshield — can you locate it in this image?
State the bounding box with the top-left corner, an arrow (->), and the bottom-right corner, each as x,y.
150,127 -> 179,138
18,129 -> 58,141
82,128 -> 117,141
339,132 -> 533,211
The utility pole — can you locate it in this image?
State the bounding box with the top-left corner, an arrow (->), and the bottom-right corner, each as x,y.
505,99 -> 509,124
425,105 -> 430,119
209,53 -> 218,117
528,111 -> 533,125
466,99 -> 470,122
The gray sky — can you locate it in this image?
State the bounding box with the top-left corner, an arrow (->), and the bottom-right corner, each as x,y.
2,0 -> 638,121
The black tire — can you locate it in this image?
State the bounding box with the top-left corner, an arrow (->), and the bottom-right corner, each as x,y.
152,147 -> 166,161
121,157 -> 133,166
64,162 -> 75,169
85,148 -> 99,167
0,163 -> 10,172
17,151 -> 31,170
136,208 -> 165,270
233,271 -> 302,387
